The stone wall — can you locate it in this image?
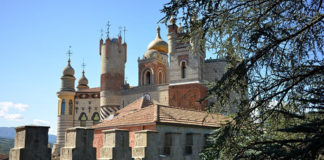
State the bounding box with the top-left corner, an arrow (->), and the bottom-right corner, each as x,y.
11,125 -> 214,160
202,59 -> 227,83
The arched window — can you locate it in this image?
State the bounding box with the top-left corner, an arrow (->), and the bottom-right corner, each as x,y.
68,100 -> 73,115
159,71 -> 163,84
79,113 -> 87,127
61,99 -> 66,115
181,61 -> 186,79
145,71 -> 151,85
92,112 -> 100,125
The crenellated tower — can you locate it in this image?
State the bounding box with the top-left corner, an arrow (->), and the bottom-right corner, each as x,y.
167,17 -> 207,111
99,35 -> 127,120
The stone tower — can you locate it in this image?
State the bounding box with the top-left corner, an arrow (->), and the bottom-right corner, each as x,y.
167,17 -> 207,110
53,56 -> 76,156
99,36 -> 127,120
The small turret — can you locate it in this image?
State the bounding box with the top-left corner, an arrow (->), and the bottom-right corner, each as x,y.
60,50 -> 76,92
77,71 -> 89,90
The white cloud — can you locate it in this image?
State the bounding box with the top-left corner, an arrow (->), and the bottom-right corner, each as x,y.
32,119 -> 56,135
32,119 -> 51,126
0,102 -> 29,121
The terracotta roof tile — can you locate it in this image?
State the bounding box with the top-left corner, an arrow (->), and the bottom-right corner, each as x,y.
93,98 -> 231,129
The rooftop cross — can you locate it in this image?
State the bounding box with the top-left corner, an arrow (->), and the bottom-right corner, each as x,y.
123,26 -> 127,43
118,26 -> 122,37
66,45 -> 72,63
100,28 -> 103,39
106,21 -> 111,39
81,60 -> 86,73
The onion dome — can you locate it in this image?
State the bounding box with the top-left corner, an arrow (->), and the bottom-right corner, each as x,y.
77,70 -> 89,90
147,26 -> 168,53
63,59 -> 75,76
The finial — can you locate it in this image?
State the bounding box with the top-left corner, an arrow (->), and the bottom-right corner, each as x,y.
66,45 -> 72,63
123,26 -> 127,43
169,16 -> 176,25
118,26 -> 122,37
81,60 -> 86,74
156,25 -> 161,39
106,21 -> 111,39
100,29 -> 103,39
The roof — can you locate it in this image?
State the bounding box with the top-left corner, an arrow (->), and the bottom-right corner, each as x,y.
76,87 -> 100,93
0,154 -> 9,160
93,97 -> 231,129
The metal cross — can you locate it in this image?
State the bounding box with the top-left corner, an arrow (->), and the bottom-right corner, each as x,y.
118,26 -> 122,37
81,60 -> 86,72
67,45 -> 72,61
106,21 -> 111,39
123,26 -> 127,43
100,29 -> 103,39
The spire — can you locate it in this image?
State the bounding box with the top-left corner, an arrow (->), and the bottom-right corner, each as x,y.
77,60 -> 89,90
100,29 -> 103,40
123,26 -> 127,43
81,59 -> 86,75
156,25 -> 161,39
66,45 -> 72,64
118,26 -> 122,37
106,21 -> 111,39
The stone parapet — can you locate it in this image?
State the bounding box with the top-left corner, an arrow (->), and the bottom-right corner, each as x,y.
9,125 -> 51,160
132,130 -> 159,160
60,127 -> 96,160
98,129 -> 132,160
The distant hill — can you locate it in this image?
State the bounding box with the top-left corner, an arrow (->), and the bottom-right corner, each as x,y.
0,127 -> 57,143
0,137 -> 14,155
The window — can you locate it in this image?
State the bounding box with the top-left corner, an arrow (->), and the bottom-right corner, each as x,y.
159,71 -> 163,84
145,71 -> 151,85
181,61 -> 186,78
163,133 -> 172,155
185,134 -> 193,155
61,99 -> 66,115
80,113 -> 87,127
68,100 -> 73,115
92,112 -> 100,125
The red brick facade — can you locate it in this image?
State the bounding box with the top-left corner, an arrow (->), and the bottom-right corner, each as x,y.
100,73 -> 124,91
93,124 -> 156,159
169,83 -> 207,111
138,60 -> 167,85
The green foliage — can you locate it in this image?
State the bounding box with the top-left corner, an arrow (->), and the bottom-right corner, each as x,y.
162,0 -> 324,159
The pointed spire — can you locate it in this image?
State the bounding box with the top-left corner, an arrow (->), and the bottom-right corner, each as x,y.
81,60 -> 86,75
100,29 -> 103,40
123,26 -> 127,43
156,25 -> 161,39
66,45 -> 72,64
106,21 -> 111,39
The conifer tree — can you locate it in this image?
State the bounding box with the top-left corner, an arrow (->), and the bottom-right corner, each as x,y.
162,0 -> 324,159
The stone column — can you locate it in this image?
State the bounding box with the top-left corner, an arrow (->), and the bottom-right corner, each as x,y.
132,130 -> 159,160
60,127 -> 96,160
9,125 -> 51,160
98,129 -> 131,160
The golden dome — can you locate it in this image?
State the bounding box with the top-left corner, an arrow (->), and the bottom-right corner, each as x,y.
147,26 -> 168,53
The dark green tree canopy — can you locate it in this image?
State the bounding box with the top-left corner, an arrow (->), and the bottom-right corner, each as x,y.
162,0 -> 323,159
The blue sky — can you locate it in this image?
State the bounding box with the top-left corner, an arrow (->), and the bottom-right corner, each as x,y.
0,0 -> 215,135
0,0 -> 175,135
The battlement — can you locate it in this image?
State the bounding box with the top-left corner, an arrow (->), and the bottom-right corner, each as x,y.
10,125 -> 207,160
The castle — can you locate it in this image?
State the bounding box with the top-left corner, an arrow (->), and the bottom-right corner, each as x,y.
51,17 -> 232,159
